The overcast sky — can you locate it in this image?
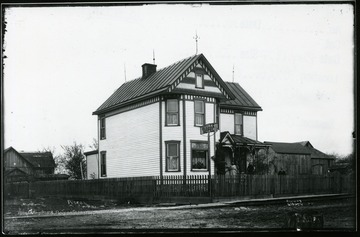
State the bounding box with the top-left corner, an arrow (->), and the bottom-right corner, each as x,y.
3,3 -> 354,156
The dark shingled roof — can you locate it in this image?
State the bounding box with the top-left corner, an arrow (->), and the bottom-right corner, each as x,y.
19,152 -> 56,168
221,82 -> 262,111
264,141 -> 311,155
295,141 -> 333,159
231,135 -> 267,146
93,54 -> 237,115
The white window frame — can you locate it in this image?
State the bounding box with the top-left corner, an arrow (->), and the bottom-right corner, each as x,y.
195,73 -> 204,89
166,99 -> 179,126
165,141 -> 180,172
234,113 -> 243,135
194,100 -> 205,127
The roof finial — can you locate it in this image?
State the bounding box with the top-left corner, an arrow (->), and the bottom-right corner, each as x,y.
153,49 -> 155,64
232,64 -> 235,82
193,30 -> 200,55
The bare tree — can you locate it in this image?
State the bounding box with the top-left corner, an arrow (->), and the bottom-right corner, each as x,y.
88,138 -> 99,150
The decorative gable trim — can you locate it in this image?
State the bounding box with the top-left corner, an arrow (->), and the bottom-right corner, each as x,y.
220,132 -> 235,145
167,55 -> 235,100
244,111 -> 257,116
197,60 -> 231,99
220,108 -> 257,116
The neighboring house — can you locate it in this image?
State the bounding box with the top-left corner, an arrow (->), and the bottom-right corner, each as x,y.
20,151 -> 56,175
84,150 -> 98,179
4,147 -> 59,182
263,142 -> 312,175
296,141 -> 335,175
4,147 -> 35,176
92,54 -> 264,179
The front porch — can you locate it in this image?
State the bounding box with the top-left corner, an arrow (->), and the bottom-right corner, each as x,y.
214,132 -> 270,175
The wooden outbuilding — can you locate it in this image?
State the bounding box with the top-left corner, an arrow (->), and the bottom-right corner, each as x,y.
264,141 -> 312,175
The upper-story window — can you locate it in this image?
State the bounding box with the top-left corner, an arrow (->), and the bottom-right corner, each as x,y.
195,74 -> 204,89
166,99 -> 179,126
100,116 -> 106,140
194,100 -> 205,126
234,113 -> 243,135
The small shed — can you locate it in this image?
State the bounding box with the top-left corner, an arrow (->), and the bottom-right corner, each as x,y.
85,150 -> 98,179
264,141 -> 312,175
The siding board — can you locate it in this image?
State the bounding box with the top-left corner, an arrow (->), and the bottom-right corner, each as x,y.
99,102 -> 160,178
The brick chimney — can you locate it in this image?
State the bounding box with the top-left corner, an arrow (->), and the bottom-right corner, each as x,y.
142,63 -> 157,79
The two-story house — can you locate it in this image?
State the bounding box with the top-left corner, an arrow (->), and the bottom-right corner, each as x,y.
91,54 -> 265,179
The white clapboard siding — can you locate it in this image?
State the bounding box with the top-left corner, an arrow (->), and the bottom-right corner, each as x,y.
220,113 -> 234,134
99,102 -> 160,178
243,115 -> 257,140
86,153 -> 98,179
162,100 -> 184,176
185,100 -> 215,175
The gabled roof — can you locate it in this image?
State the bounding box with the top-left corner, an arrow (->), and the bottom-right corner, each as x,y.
19,152 -> 56,168
295,142 -> 333,159
297,141 -> 313,148
93,54 -> 236,115
4,146 -> 34,167
220,82 -> 262,111
264,141 -> 311,155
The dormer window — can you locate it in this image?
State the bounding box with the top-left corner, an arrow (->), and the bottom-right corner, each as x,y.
195,74 -> 204,89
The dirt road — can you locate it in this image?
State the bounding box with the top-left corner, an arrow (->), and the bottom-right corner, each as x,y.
4,198 -> 355,234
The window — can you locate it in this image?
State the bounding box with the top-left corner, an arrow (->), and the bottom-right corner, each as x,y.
234,113 -> 243,135
215,103 -> 219,124
165,141 -> 180,172
191,142 -> 209,170
195,74 -> 204,89
100,151 -> 107,177
194,100 -> 205,126
166,99 -> 179,126
100,117 -> 106,140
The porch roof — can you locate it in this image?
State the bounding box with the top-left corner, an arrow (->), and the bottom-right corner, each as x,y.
220,132 -> 269,148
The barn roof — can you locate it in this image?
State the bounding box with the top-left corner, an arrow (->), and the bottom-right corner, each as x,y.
220,82 -> 262,111
93,54 -> 240,115
295,142 -> 333,159
4,146 -> 35,167
19,152 -> 56,168
264,141 -> 311,155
